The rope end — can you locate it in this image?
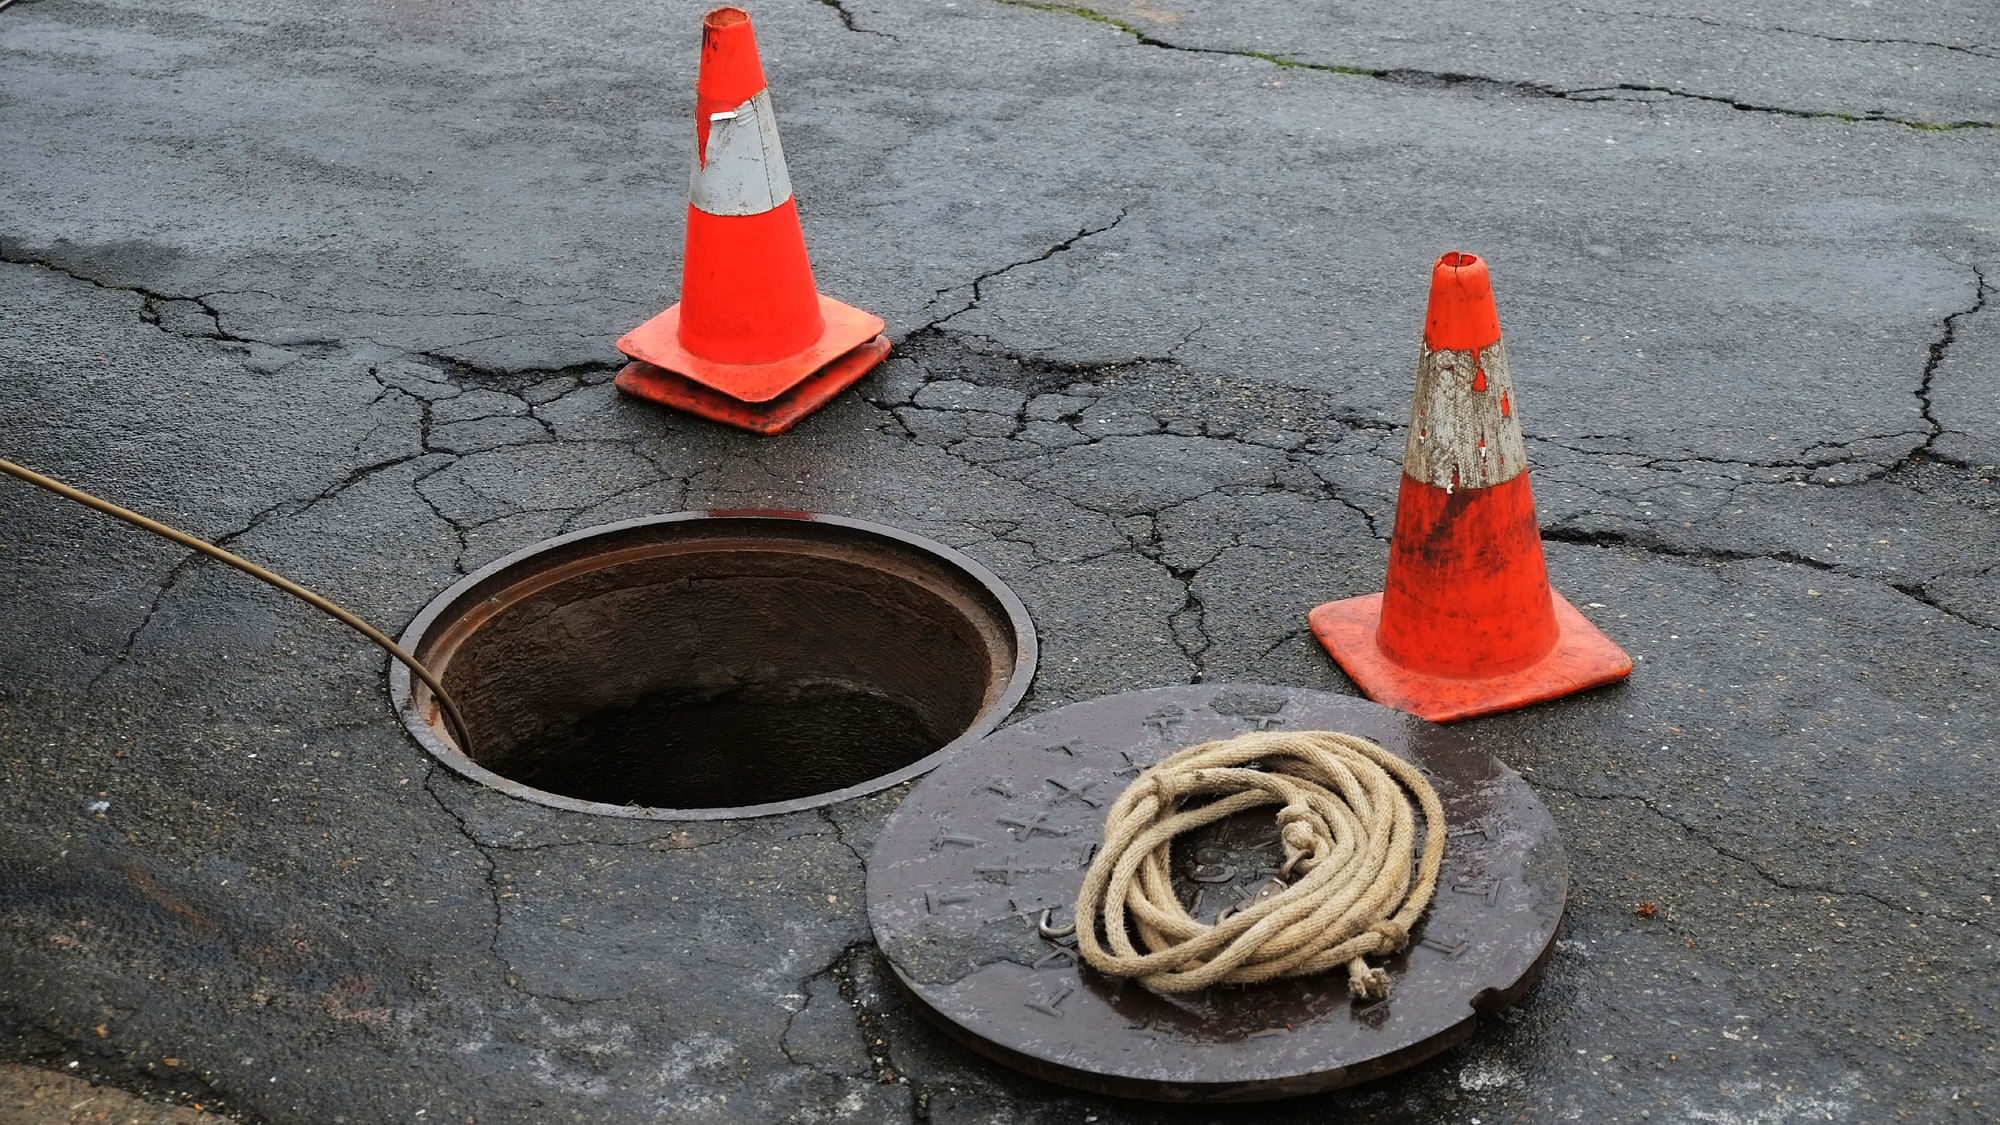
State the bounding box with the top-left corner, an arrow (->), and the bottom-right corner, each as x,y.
1346,960 -> 1392,1001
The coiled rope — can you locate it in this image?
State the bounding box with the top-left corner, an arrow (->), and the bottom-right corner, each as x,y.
1073,729 -> 1445,998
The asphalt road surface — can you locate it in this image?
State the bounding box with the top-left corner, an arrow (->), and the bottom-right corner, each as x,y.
2,0 -> 1996,1122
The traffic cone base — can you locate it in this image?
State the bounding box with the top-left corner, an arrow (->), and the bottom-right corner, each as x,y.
615,334 -> 890,435
618,293 -> 887,405
1308,590 -> 1631,723
615,6 -> 887,429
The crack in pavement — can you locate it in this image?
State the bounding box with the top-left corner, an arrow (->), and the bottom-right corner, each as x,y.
75,446 -> 428,694
813,0 -> 896,39
916,209 -> 1129,334
2,253 -> 618,593
5,245 -> 632,392
417,767 -> 627,1007
1251,626 -> 1307,666
1573,6 -> 2000,62
1559,82 -> 1998,131
1529,431 -> 1929,481
556,475 -> 695,535
1541,526 -> 1836,572
831,946 -> 922,1099
1535,778 -> 1999,939
816,806 -> 870,872
79,440 -> 464,695
1541,524 -> 2000,636
0,248 -> 254,344
987,0 -> 1999,130
409,351 -> 624,390
777,940 -> 880,1079
420,766 -> 512,995
1299,457 -> 1391,539
1121,501 -> 1229,679
1886,575 -> 1997,634
1700,259 -> 1985,483
1165,559 -> 1212,681
84,560 -> 198,695
1906,263 -> 1992,470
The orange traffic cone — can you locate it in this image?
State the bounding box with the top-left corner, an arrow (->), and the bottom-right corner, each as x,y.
615,6 -> 890,434
1308,252 -> 1630,722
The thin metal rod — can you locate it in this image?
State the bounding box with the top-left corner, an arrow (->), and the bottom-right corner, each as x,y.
0,457 -> 474,754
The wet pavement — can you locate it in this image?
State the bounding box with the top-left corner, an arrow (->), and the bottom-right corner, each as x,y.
1,0 -> 1996,1122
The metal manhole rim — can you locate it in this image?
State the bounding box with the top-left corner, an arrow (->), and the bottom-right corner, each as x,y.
388,509 -> 1039,821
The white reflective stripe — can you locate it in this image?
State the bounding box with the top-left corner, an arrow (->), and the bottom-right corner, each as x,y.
1400,339 -> 1528,491
689,89 -> 793,217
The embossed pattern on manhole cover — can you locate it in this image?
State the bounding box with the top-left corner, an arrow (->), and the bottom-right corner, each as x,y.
866,684 -> 1566,1102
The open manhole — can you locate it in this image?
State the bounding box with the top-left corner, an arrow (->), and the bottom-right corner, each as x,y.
390,512 -> 1037,819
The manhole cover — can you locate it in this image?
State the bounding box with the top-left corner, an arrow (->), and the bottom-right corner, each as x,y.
390,512 -> 1037,819
866,684 -> 1565,1101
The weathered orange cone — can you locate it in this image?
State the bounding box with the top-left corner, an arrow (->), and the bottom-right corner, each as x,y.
615,6 -> 889,434
1308,252 -> 1630,722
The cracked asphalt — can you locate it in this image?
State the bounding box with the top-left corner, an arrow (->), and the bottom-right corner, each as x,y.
1,0 -> 1996,1121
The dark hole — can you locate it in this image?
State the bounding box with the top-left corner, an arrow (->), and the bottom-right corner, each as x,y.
409,518 -> 1027,815
506,680 -> 944,808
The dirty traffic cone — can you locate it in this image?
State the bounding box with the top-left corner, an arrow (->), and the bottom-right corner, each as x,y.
1308,252 -> 1630,722
615,6 -> 889,434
